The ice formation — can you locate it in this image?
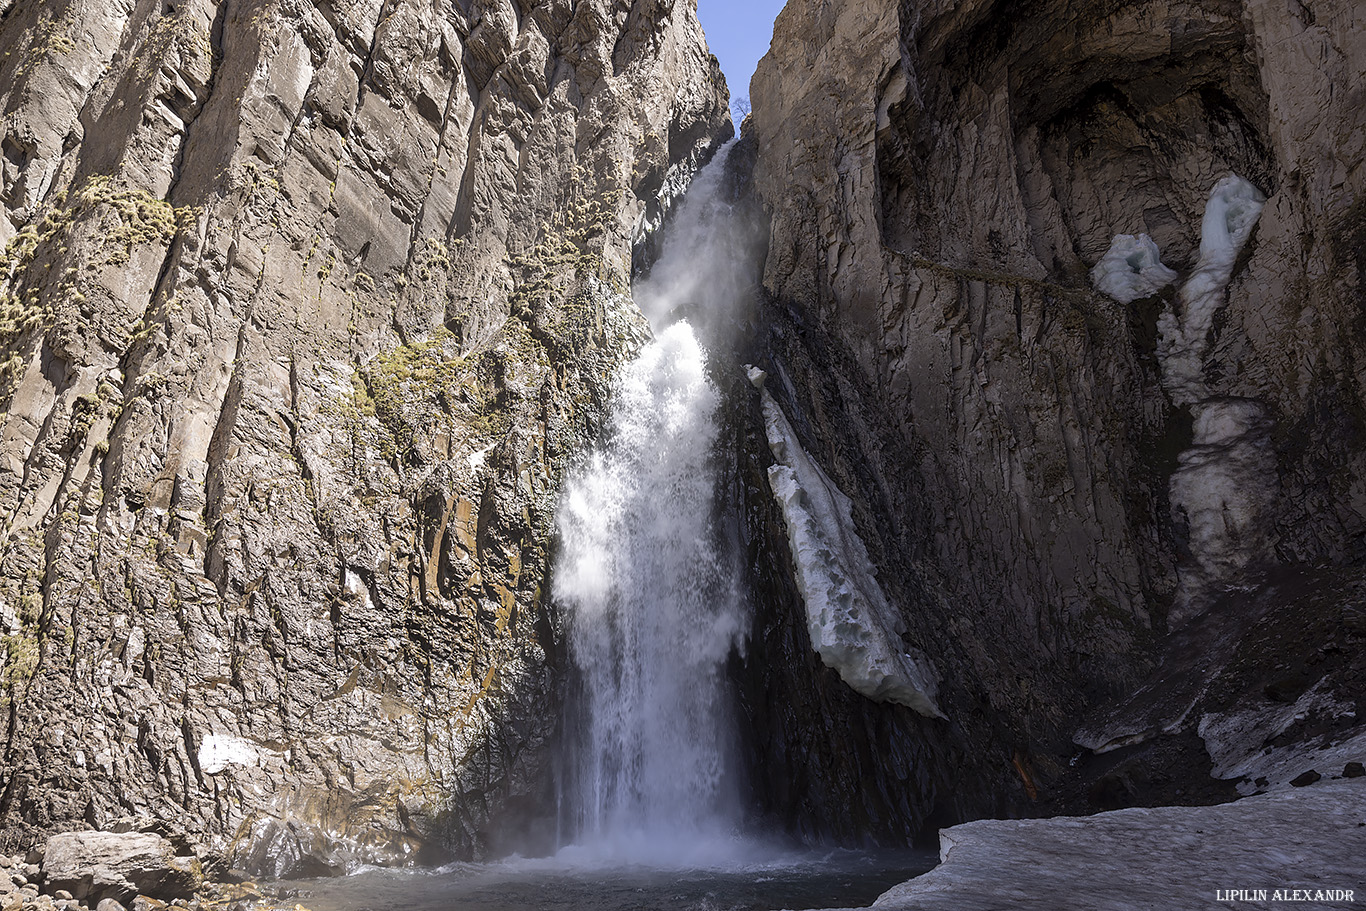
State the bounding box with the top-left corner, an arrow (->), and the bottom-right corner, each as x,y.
1153,175 -> 1273,623
748,367 -> 944,718
1090,233 -> 1178,304
1157,175 -> 1266,405
1168,399 -> 1276,588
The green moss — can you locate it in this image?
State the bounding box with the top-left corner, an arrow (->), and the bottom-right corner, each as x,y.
72,175 -> 198,267
414,240 -> 451,283
18,592 -> 41,624
0,175 -> 198,406
1,633 -> 39,701
508,178 -> 626,315
344,327 -> 473,463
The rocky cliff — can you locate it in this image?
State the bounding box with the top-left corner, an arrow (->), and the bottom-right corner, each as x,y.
740,0 -> 1365,839
0,0 -> 729,874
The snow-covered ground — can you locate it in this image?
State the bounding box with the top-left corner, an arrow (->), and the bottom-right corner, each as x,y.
808,777 -> 1366,911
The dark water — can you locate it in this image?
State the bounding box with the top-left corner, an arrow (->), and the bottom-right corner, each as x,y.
282,849 -> 936,911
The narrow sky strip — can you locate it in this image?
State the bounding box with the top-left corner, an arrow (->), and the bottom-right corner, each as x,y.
696,0 -> 788,111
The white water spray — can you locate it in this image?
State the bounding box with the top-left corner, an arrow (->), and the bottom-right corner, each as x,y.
554,144 -> 750,860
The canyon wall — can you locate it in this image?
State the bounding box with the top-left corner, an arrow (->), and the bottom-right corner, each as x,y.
0,0 -> 729,874
740,0 -> 1365,837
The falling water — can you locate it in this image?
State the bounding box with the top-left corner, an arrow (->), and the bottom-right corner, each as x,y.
554,142 -> 750,860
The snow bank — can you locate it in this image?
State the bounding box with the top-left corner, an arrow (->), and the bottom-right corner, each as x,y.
1090,234 -> 1178,304
1168,397 -> 1276,612
870,778 -> 1366,911
748,367 -> 944,718
1199,681 -> 1365,793
1157,175 -> 1266,405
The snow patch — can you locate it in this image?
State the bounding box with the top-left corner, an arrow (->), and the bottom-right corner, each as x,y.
1199,680 -> 1364,793
1157,175 -> 1265,406
468,441 -> 496,470
748,367 -> 943,718
1090,233 -> 1178,304
1167,398 -> 1277,624
198,734 -> 260,775
343,569 -> 375,612
876,778 -> 1366,911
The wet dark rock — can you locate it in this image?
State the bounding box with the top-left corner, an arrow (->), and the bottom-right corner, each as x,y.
226,818 -> 344,880
1290,770 -> 1321,787
742,0 -> 1366,843
1345,762 -> 1365,779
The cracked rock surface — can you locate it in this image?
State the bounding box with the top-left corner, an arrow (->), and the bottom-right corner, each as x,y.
0,0 -> 729,873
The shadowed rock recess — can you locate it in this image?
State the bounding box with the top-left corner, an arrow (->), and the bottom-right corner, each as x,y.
0,0 -> 729,874
738,0 -> 1364,842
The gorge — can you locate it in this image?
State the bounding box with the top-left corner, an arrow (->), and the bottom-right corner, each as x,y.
1,0 -> 1364,907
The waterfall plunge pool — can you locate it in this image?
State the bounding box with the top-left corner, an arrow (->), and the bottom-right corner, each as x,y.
278,848 -> 937,911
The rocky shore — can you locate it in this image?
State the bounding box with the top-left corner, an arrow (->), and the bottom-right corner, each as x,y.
0,830 -> 312,911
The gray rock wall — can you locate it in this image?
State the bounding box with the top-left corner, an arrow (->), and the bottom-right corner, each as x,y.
0,0 -> 730,873
742,0 -> 1365,837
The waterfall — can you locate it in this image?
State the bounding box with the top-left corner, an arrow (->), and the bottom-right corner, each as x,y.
553,142 -> 750,861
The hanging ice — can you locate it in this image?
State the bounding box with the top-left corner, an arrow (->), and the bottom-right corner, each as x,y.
1157,175 -> 1266,405
1090,233 -> 1178,304
1156,174 -> 1273,625
748,367 -> 944,719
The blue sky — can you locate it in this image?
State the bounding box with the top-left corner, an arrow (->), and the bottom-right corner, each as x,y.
696,0 -> 788,112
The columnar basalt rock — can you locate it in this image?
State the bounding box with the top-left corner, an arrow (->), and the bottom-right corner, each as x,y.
743,0 -> 1365,836
0,0 -> 730,873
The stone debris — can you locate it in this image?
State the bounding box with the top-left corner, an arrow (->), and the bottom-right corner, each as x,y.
41,832 -> 201,904
0,846 -> 313,911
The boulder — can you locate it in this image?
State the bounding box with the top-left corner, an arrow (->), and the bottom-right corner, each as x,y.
42,832 -> 201,904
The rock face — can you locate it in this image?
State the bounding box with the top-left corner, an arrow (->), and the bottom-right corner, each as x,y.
740,0 -> 1365,838
0,0 -> 729,872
